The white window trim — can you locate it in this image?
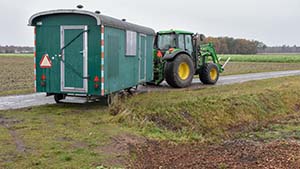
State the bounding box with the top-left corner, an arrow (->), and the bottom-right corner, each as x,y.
126,30 -> 137,56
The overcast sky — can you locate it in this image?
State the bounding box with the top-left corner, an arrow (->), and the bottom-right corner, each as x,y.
0,0 -> 299,46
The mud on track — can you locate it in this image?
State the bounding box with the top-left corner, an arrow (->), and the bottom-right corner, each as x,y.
133,140 -> 300,169
0,116 -> 25,153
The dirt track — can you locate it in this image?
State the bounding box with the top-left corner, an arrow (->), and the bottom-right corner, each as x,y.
0,70 -> 300,110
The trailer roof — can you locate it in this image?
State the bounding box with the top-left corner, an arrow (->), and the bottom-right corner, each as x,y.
28,9 -> 155,35
158,30 -> 194,35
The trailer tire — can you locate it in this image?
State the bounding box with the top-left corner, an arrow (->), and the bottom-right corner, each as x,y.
164,54 -> 194,88
199,63 -> 219,84
54,94 -> 65,103
146,79 -> 163,86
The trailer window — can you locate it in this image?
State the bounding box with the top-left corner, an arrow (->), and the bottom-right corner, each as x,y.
126,31 -> 137,56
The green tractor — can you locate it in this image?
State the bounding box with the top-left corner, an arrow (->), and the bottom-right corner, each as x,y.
152,30 -> 229,88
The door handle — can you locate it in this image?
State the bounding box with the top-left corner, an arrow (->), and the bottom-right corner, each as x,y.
80,50 -> 84,54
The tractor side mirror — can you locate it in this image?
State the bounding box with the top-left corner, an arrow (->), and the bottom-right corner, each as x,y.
199,34 -> 206,41
194,33 -> 206,42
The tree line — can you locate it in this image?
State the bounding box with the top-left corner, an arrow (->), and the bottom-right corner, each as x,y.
201,37 -> 266,54
0,45 -> 33,54
202,37 -> 300,54
257,45 -> 300,53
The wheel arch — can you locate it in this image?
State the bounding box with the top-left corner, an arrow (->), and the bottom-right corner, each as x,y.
163,50 -> 191,61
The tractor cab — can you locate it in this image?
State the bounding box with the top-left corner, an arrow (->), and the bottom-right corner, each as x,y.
154,30 -> 194,56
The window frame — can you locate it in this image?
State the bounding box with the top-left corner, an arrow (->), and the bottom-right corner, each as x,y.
125,30 -> 137,56
184,34 -> 193,53
178,34 -> 185,50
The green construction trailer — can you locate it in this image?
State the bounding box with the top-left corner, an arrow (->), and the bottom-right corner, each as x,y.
152,30 -> 229,88
28,9 -> 155,103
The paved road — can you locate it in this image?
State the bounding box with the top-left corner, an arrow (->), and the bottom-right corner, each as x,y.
1,70 -> 300,111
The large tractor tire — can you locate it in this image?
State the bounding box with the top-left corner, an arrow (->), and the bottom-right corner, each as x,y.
199,63 -> 219,84
164,54 -> 194,88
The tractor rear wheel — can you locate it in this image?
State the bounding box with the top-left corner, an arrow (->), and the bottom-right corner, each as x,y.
164,54 -> 194,88
199,63 -> 219,84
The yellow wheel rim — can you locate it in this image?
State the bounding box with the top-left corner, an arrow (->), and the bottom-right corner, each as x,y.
210,68 -> 218,81
178,62 -> 190,80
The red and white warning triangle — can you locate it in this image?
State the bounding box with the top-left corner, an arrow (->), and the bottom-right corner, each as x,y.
40,54 -> 52,68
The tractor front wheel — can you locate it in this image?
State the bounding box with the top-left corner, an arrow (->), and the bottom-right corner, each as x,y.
199,63 -> 219,84
164,54 -> 194,88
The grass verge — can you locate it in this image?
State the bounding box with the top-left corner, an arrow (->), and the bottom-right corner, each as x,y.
239,113 -> 300,141
221,54 -> 300,63
0,104 -> 128,168
0,53 -> 33,58
222,62 -> 300,76
110,76 -> 300,142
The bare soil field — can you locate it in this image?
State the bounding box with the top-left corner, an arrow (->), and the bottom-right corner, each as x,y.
133,140 -> 300,169
132,114 -> 300,168
0,56 -> 33,95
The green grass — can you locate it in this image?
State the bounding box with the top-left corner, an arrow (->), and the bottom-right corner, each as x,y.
0,104 -> 128,168
0,89 -> 34,96
0,53 -> 33,57
240,114 -> 300,141
221,54 -> 300,63
1,76 -> 300,167
110,76 -> 300,142
222,62 -> 300,76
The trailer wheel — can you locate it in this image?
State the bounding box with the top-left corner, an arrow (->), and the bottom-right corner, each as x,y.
54,94 -> 65,103
164,54 -> 194,88
199,63 -> 219,84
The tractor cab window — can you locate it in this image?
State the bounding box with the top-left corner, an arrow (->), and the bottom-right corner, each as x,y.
185,35 -> 193,54
157,34 -> 176,50
178,34 -> 185,50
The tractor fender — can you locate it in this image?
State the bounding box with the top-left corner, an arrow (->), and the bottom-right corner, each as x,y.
163,50 -> 191,61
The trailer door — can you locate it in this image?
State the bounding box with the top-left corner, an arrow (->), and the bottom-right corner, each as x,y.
139,34 -> 147,82
60,25 -> 88,93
